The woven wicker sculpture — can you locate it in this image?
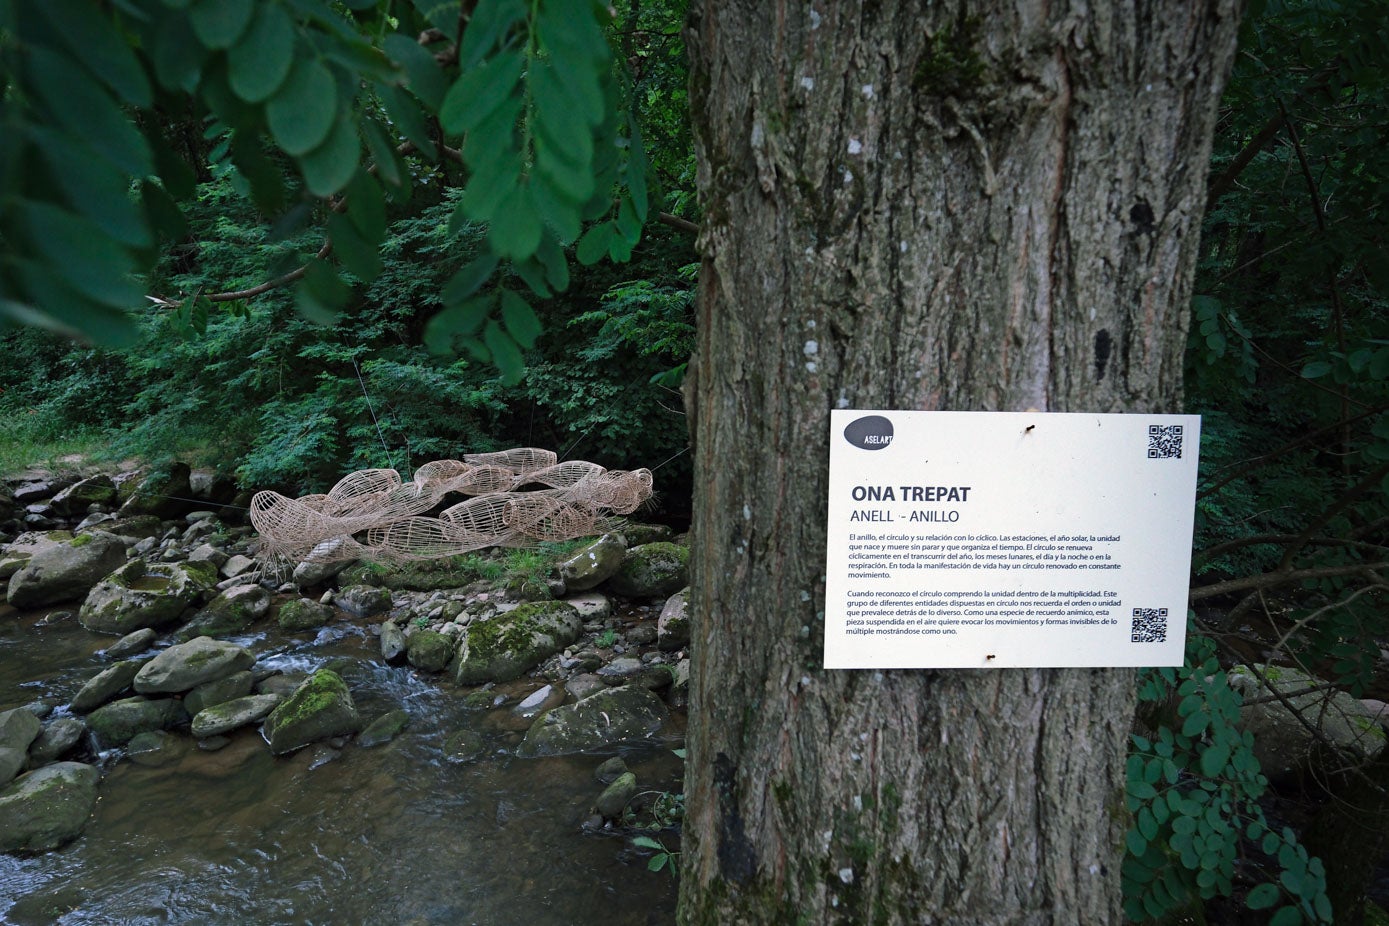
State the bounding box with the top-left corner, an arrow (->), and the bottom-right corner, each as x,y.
250,448 -> 654,565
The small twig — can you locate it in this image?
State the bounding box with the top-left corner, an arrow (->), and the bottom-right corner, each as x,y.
1190,561 -> 1389,602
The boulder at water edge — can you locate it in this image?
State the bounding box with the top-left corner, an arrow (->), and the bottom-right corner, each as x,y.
406,630 -> 454,672
6,531 -> 127,609
79,559 -> 218,635
184,670 -> 255,717
28,717 -> 87,765
133,636 -> 255,694
1229,663 -> 1388,783
175,584 -> 271,641
262,669 -> 361,755
605,542 -> 689,599
0,531 -> 70,582
86,697 -> 186,747
117,462 -> 195,520
0,708 -> 42,786
49,475 -> 117,517
450,601 -> 583,685
278,597 -> 334,633
0,762 -> 100,853
191,694 -> 282,738
557,533 -> 627,592
516,685 -> 669,757
657,587 -> 690,651
70,659 -> 145,713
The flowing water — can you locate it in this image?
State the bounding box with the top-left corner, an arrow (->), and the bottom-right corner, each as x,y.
0,609 -> 681,925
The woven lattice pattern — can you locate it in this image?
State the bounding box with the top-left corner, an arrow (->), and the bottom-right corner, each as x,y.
251,448 -> 653,564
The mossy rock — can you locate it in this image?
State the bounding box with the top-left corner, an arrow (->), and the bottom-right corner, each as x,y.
278,598 -> 334,633
406,630 -> 455,673
0,762 -> 100,853
358,709 -> 409,747
262,669 -> 360,755
450,601 -> 583,685
190,694 -> 282,738
7,531 -> 127,610
557,534 -> 627,593
86,697 -> 186,747
79,559 -> 218,636
339,555 -> 495,592
176,584 -> 270,641
516,685 -> 670,757
605,542 -> 689,599
133,636 -> 255,695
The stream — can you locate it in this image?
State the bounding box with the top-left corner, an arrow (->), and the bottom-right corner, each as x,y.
0,607 -> 681,925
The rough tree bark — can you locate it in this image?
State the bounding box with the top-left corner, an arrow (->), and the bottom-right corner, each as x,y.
679,2 -> 1239,923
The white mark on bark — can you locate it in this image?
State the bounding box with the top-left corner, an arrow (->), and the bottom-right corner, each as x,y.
805,362 -> 818,373
743,504 -> 752,520
1089,863 -> 1101,875
861,84 -> 874,99
750,121 -> 764,148
821,830 -> 833,851
1089,306 -> 1097,320
900,241 -> 908,253
842,170 -> 853,184
806,319 -> 816,328
838,868 -> 854,884
800,674 -> 812,687
799,589 -> 811,601
800,76 -> 815,91
803,340 -> 819,357
847,137 -> 862,155
836,389 -> 850,409
809,8 -> 821,28
852,794 -> 862,811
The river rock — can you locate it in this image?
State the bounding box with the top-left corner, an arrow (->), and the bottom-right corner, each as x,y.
7,531 -> 128,609
117,463 -> 195,520
334,584 -> 392,618
292,541 -> 354,588
0,708 -> 42,786
379,620 -> 406,662
619,523 -> 674,546
657,587 -> 690,651
595,771 -> 638,819
358,709 -> 409,747
86,696 -> 186,747
221,554 -> 257,579
262,669 -> 361,755
133,636 -> 255,694
595,756 -> 629,784
451,601 -> 583,685
565,592 -> 612,621
70,659 -> 144,713
79,558 -> 218,635
0,531 -> 69,582
186,543 -> 229,571
49,475 -> 117,517
565,673 -> 607,701
104,627 -> 157,658
516,685 -> 669,757
175,584 -> 270,641
1229,664 -> 1388,783
597,657 -> 646,685
184,670 -> 256,717
558,533 -> 628,592
443,729 -> 486,763
0,762 -> 100,853
279,597 -> 334,633
605,542 -> 689,599
407,630 -> 455,672
28,717 -> 87,766
191,694 -> 282,738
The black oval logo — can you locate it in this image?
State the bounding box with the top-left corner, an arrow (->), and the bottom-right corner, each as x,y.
843,415 -> 894,450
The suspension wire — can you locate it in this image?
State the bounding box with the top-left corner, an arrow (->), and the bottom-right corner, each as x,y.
651,445 -> 690,472
352,358 -> 396,472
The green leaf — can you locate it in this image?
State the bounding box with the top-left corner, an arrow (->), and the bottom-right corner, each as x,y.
501,289 -> 541,348
346,170 -> 387,245
1126,829 -> 1147,856
632,836 -> 663,850
531,176 -> 583,243
21,202 -> 143,308
1301,360 -> 1332,379
616,194 -> 643,245
1268,905 -> 1304,926
535,235 -> 570,290
647,854 -> 669,873
141,179 -> 189,241
1200,742 -> 1230,778
5,266 -> 140,347
1182,711 -> 1210,737
424,295 -> 492,354
1250,882 -> 1277,910
328,213 -> 383,283
295,260 -> 348,324
230,134 -> 287,215
487,187 -> 542,260
511,258 -> 553,299
575,222 -> 614,265
460,152 -> 524,225
267,57 -> 339,156
457,0 -> 528,68
536,134 -> 597,204
228,3 -> 297,103
532,60 -> 597,159
150,14 -> 206,93
442,254 -> 500,304
40,0 -> 152,106
362,118 -> 406,189
483,318 -> 524,384
439,50 -> 525,135
382,32 -> 447,109
378,84 -> 437,160
189,0 -> 254,49
298,117 -> 361,197
31,127 -> 151,248
27,48 -> 152,177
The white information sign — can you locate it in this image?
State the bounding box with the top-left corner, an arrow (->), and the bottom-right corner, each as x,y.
824,411 -> 1200,669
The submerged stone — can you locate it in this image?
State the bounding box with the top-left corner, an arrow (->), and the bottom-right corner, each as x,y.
0,762 -> 100,853
70,660 -> 144,713
86,697 -> 186,747
516,685 -> 669,758
133,637 -> 255,695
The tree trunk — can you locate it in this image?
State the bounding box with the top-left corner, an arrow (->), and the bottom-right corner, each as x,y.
679,2 -> 1239,923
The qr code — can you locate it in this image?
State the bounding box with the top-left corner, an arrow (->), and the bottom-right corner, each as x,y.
1148,424 -> 1184,459
1131,607 -> 1168,643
